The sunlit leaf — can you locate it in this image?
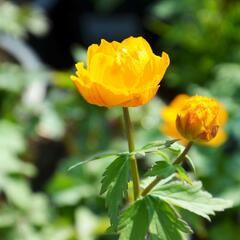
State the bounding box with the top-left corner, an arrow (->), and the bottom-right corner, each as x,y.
0,177 -> 32,210
152,181 -> 232,220
175,165 -> 193,185
75,207 -> 98,240
0,120 -> 25,154
28,194 -> 49,226
37,102 -> 65,140
0,151 -> 36,176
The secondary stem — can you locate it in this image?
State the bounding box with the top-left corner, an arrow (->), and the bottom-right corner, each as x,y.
141,141 -> 193,196
141,176 -> 162,197
123,107 -> 140,200
173,141 -> 193,164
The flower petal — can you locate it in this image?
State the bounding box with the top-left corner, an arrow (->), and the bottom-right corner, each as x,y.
138,52 -> 170,88
71,36 -> 170,107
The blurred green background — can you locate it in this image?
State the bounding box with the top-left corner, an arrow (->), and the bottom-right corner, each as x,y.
0,0 -> 240,239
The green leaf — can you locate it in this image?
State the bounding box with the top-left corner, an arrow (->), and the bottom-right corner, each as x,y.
0,151 -> 36,176
68,152 -> 118,171
175,166 -> 192,185
0,120 -> 25,154
69,139 -> 179,171
52,185 -> 96,207
119,196 -> 191,240
37,102 -> 65,140
119,198 -> 153,240
0,205 -> 17,228
75,207 -> 98,240
0,64 -> 25,92
135,139 -> 179,156
145,161 -> 176,178
149,196 -> 192,240
0,176 -> 32,210
141,139 -> 179,150
150,196 -> 192,233
101,156 -> 130,229
100,156 -> 127,194
28,194 -> 49,226
152,181 -> 232,220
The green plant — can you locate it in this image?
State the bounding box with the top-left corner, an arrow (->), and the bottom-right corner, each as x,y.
70,37 -> 231,239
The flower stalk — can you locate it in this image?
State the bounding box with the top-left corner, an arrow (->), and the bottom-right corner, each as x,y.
141,141 -> 193,196
173,141 -> 193,165
123,107 -> 140,200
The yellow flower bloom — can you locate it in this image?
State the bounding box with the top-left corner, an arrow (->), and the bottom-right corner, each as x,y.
71,36 -> 170,107
161,94 -> 227,146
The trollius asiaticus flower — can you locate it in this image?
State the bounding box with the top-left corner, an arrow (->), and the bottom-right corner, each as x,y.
71,36 -> 170,107
176,96 -> 225,144
161,94 -> 227,146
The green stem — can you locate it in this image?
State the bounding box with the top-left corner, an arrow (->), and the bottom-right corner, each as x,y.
141,176 -> 162,197
173,141 -> 193,165
123,107 -> 140,200
141,141 -> 193,196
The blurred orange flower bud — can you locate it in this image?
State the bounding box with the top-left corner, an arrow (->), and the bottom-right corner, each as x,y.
161,94 -> 227,146
71,36 -> 170,107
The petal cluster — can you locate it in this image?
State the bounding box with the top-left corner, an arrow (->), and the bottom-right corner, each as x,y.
71,36 -> 170,107
176,96 -> 224,143
161,94 -> 227,146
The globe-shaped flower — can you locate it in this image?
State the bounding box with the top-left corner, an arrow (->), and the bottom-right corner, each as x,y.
161,94 -> 227,146
71,36 -> 170,107
176,96 -> 225,143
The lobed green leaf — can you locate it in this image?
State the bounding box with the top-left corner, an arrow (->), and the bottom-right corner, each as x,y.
149,196 -> 192,240
152,181 -> 232,220
101,156 -> 130,229
119,196 -> 192,240
68,139 -> 180,171
119,198 -> 152,240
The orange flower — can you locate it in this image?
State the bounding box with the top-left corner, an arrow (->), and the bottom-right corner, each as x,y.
71,37 -> 170,107
161,94 -> 227,146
